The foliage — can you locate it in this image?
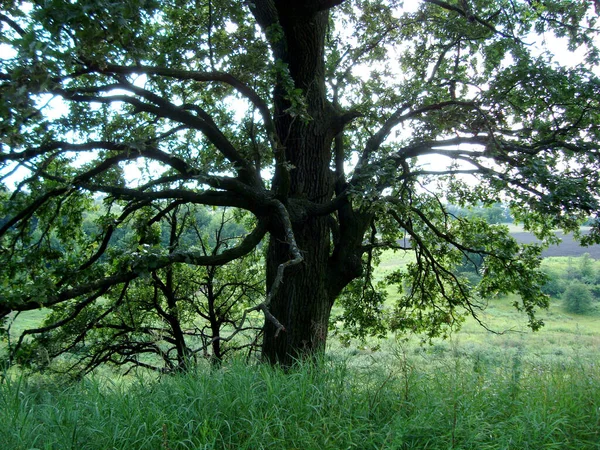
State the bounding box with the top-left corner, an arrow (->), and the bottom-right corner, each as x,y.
540,266 -> 566,297
540,254 -> 600,314
332,278 -> 389,345
447,202 -> 513,224
562,282 -> 595,315
10,205 -> 265,375
577,252 -> 597,282
2,0 -> 600,367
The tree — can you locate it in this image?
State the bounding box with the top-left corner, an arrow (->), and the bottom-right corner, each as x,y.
1,0 -> 600,367
578,252 -> 596,282
540,266 -> 565,298
563,282 -> 594,314
10,205 -> 264,374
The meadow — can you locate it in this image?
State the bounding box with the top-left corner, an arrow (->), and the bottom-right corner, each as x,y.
1,349 -> 599,449
1,234 -> 600,449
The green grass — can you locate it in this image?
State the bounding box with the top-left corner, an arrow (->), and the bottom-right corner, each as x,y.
359,252 -> 600,366
4,309 -> 49,337
439,293 -> 600,359
2,254 -> 600,449
1,353 -> 599,449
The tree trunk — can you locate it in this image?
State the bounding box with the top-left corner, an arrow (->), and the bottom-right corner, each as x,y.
206,278 -> 224,365
263,215 -> 333,364
165,211 -> 191,371
261,4 -> 346,365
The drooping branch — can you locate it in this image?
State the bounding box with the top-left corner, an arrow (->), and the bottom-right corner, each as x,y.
0,187 -> 69,238
263,200 -> 303,307
74,200 -> 153,274
388,208 -> 499,333
208,199 -> 303,344
12,284 -> 114,357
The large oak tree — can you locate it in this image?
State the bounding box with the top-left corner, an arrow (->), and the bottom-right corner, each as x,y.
1,0 -> 600,367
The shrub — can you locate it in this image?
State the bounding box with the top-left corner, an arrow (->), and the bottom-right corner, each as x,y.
563,282 -> 594,314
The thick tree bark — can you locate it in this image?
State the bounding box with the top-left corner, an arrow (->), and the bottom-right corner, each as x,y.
258,1 -> 366,364
263,216 -> 332,364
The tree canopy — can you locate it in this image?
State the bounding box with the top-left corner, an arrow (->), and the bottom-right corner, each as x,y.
1,0 -> 600,369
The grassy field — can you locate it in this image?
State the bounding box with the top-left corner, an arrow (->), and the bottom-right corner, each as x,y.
2,240 -> 600,449
1,347 -> 599,449
370,248 -> 600,362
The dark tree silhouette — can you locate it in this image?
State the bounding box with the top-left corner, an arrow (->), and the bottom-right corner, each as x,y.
1,0 -> 600,367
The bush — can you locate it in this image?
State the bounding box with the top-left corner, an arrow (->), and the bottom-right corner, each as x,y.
563,282 -> 594,314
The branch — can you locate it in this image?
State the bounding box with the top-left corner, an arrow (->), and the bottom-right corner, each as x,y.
271,0 -> 348,16
331,109 -> 363,136
249,0 -> 282,52
427,40 -> 461,84
0,141 -> 129,162
360,241 -> 411,253
353,101 -> 478,180
0,187 -> 69,238
263,200 -> 303,308
0,12 -> 26,37
406,204 -> 509,259
65,199 -> 169,281
112,81 -> 260,184
389,209 -> 498,333
312,0 -> 347,12
423,0 -> 521,41
423,0 -> 465,16
6,139 -> 265,208
75,182 -> 266,212
207,200 -> 303,342
12,289 -> 102,349
0,219 -> 269,318
91,63 -> 280,154
54,87 -> 259,185
330,21 -> 402,82
69,144 -> 235,189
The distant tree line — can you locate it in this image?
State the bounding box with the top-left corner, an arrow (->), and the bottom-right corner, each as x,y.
447,203 -> 513,225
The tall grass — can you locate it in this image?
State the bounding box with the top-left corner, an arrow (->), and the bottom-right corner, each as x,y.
1,348 -> 599,449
